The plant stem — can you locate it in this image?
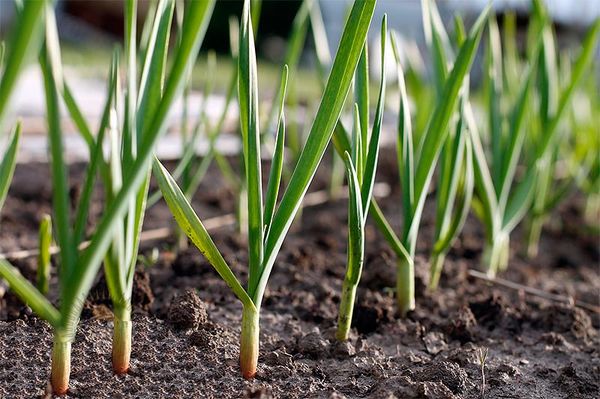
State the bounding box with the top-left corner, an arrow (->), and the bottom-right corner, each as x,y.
428,251 -> 446,291
112,306 -> 132,374
239,304 -> 259,379
483,232 -> 509,278
50,333 -> 71,395
526,216 -> 544,258
498,234 -> 510,272
397,256 -> 415,316
336,278 -> 358,341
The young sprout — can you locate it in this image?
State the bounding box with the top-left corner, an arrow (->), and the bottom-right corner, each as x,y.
323,0 -> 487,315
477,347 -> 489,398
380,4 -> 487,315
0,1 -> 214,393
37,214 -> 52,296
336,16 -> 387,341
467,9 -> 600,277
418,3 -> 474,291
153,0 -> 376,378
428,101 -> 473,290
524,6 -> 600,257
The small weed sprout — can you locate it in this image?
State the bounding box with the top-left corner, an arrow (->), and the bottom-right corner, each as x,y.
477,347 -> 489,398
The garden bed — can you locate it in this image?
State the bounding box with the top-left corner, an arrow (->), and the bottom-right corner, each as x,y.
0,149 -> 598,398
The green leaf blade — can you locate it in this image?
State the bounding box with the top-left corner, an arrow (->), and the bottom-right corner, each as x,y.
0,123 -> 21,212
259,0 -> 377,306
0,259 -> 60,327
239,0 -> 264,293
152,158 -> 254,308
263,66 -> 289,233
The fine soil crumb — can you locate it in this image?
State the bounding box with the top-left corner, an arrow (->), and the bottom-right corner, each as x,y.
167,289 -> 208,330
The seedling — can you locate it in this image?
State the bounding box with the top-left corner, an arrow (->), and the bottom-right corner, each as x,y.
0,1 -> 214,393
419,3 -> 474,291
524,5 -> 600,256
466,7 -> 600,276
477,347 -> 489,398
376,3 -> 487,315
336,16 -> 387,341
153,0 -> 376,377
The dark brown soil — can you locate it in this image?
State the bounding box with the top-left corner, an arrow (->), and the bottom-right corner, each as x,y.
0,149 -> 598,398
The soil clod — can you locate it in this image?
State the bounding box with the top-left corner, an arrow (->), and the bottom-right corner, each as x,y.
167,289 -> 208,330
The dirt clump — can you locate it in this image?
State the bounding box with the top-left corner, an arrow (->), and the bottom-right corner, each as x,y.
168,289 -> 208,330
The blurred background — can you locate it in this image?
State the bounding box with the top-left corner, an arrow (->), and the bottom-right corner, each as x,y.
0,0 -> 598,162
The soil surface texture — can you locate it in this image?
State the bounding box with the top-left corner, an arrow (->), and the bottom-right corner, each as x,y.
0,150 -> 598,398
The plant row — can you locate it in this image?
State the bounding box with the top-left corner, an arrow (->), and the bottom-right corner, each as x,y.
0,0 -> 597,395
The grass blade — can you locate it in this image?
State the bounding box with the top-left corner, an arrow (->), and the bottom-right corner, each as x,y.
264,66 -> 289,233
239,0 -> 264,294
335,151 -> 364,340
137,0 -> 175,134
360,15 -> 387,214
355,43 -> 369,162
62,84 -> 95,151
391,32 -> 414,224
351,105 -> 363,182
0,259 -> 60,327
258,0 -> 377,306
40,11 -> 76,281
497,56 -> 539,212
37,214 -> 52,296
486,15 -> 504,191
406,6 -> 488,245
0,123 -> 21,212
153,158 -> 254,308
0,0 -> 47,126
61,0 -> 215,328
465,103 -> 498,238
72,53 -> 119,245
502,170 -> 536,233
539,19 -> 600,159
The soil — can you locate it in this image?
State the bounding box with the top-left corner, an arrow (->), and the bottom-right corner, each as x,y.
0,149 -> 598,398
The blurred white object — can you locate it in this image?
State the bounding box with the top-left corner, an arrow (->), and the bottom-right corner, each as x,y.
447,0 -> 600,27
